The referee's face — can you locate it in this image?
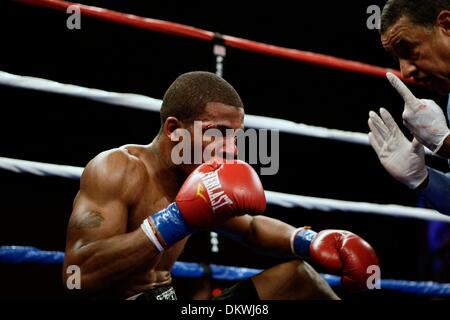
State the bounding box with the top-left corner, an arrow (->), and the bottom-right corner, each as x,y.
382,15 -> 450,95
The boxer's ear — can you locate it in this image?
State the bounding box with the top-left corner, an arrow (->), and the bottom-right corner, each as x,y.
437,11 -> 450,35
164,117 -> 183,141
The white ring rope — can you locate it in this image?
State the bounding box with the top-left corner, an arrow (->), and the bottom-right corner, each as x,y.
0,70 -> 161,112
0,156 -> 83,179
1,156 -> 449,223
0,70 -> 369,145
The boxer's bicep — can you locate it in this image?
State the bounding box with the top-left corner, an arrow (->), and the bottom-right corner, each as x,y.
65,149 -> 145,253
66,193 -> 128,251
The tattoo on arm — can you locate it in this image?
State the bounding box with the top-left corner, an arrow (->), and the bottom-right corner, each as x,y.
70,212 -> 105,229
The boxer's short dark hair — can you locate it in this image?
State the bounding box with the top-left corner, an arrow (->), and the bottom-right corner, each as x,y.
380,0 -> 450,34
160,71 -> 244,126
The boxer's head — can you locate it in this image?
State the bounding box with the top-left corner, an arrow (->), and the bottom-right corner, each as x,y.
159,71 -> 244,174
380,0 -> 450,94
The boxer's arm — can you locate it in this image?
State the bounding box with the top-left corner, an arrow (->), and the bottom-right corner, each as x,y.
215,215 -> 296,257
63,149 -> 158,296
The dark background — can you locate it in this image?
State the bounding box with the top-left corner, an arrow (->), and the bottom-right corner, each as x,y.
0,0 -> 449,300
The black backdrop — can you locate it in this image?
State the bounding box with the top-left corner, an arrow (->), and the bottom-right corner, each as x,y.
0,0 -> 449,300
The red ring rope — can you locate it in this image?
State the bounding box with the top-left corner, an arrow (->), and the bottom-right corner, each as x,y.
15,0 -> 413,83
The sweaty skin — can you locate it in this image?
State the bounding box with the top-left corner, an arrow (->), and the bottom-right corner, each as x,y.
63,102 -> 341,300
64,144 -> 188,299
63,103 -> 299,299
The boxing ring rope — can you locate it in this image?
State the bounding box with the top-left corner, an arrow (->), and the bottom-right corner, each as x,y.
0,68 -> 437,153
15,0 -> 415,84
3,0 -> 448,300
2,156 -> 450,223
2,246 -> 450,297
0,70 -> 370,146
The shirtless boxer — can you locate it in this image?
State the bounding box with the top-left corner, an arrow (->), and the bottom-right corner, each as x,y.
63,71 -> 378,300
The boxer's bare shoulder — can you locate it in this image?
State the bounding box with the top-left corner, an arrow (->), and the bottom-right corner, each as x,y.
80,146 -> 149,204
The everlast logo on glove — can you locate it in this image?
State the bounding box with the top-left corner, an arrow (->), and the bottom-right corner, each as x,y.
175,159 -> 266,228
200,171 -> 234,212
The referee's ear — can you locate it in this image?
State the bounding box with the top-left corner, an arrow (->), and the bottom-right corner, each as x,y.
437,10 -> 450,36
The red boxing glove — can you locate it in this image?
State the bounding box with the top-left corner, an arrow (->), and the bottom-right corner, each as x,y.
176,158 -> 266,228
292,228 -> 379,292
141,159 -> 266,251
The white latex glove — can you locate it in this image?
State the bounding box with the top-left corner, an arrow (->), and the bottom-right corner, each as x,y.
386,72 -> 450,154
368,108 -> 428,189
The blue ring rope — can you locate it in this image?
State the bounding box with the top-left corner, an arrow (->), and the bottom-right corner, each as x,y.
1,246 -> 450,297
